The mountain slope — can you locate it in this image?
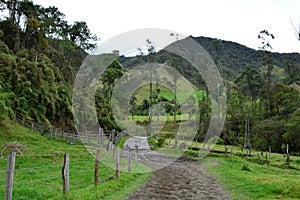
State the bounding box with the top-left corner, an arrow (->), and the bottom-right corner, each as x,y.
120,36 -> 300,84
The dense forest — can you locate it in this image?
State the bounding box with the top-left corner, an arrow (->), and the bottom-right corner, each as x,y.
0,0 -> 97,129
1,0 -> 300,155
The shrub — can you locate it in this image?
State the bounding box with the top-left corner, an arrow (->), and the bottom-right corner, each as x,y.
241,162 -> 251,171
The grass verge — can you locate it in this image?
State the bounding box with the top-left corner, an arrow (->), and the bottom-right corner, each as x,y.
203,156 -> 300,199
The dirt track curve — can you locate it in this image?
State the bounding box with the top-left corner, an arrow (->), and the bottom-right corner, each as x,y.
125,157 -> 231,200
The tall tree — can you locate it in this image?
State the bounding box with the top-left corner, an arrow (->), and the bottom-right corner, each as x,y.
100,60 -> 124,100
258,29 -> 275,117
146,39 -> 155,126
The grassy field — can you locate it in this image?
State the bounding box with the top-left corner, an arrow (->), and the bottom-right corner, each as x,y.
185,142 -> 300,170
0,121 -> 151,200
133,84 -> 204,104
132,113 -> 196,122
180,141 -> 300,200
204,155 -> 300,199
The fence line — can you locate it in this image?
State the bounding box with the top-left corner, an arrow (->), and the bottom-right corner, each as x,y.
1,148 -> 133,198
14,152 -> 92,157
13,111 -> 128,147
0,112 -> 133,198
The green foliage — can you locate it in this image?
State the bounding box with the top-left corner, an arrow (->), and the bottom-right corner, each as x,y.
117,135 -> 131,149
241,162 -> 251,171
147,136 -> 167,150
0,1 -> 99,129
252,119 -> 285,152
283,108 -> 300,152
234,66 -> 263,100
94,60 -> 125,131
12,50 -> 72,126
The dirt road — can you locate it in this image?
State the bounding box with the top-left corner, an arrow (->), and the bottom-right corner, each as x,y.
125,157 -> 231,200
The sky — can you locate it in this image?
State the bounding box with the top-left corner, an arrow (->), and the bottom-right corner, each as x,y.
33,0 -> 300,53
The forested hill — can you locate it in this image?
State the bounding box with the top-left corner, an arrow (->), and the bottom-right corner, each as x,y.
192,36 -> 300,80
0,0 -> 98,129
121,36 -> 300,84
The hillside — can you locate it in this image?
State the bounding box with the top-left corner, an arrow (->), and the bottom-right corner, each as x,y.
121,36 -> 300,83
0,121 -> 150,199
192,36 -> 300,80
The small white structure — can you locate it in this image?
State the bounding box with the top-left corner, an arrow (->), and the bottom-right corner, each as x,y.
123,136 -> 150,150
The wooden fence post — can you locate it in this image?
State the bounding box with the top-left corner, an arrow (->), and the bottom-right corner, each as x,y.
5,152 -> 16,200
201,143 -> 205,152
62,153 -> 70,195
135,142 -> 138,167
286,153 -> 290,166
94,150 -> 101,185
286,144 -> 290,166
98,128 -> 101,145
127,145 -> 131,172
116,148 -> 120,179
111,129 -> 116,138
50,127 -> 53,139
107,140 -> 111,151
100,128 -> 104,146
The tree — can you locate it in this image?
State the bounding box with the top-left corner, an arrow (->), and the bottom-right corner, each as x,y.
283,108 -> 300,153
0,1 -> 98,129
252,118 -> 285,152
39,6 -> 68,39
68,21 -> 98,51
145,39 -> 156,131
258,29 -> 275,117
283,60 -> 300,84
100,60 -> 124,100
129,96 -> 137,120
234,66 -> 264,112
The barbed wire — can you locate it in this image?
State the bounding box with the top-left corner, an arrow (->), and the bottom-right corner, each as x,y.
13,175 -> 61,186
16,152 -> 95,157
0,159 -> 97,175
0,152 -> 97,159
70,168 -> 95,175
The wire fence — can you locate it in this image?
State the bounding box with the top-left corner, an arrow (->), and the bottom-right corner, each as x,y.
0,112 -> 133,199
0,148 -> 135,199
14,111 -> 128,146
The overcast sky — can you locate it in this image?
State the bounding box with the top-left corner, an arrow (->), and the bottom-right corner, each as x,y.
33,0 -> 300,53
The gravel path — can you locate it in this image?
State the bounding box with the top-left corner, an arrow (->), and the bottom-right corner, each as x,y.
125,157 -> 231,200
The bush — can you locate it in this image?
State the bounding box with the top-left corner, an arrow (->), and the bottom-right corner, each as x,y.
184,150 -> 199,157
148,136 -> 167,150
157,138 -> 166,148
241,162 -> 251,171
216,137 -> 224,145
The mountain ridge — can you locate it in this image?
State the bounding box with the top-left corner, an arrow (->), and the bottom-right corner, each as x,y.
120,36 -> 300,84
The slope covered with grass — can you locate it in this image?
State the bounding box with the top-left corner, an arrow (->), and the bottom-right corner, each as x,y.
204,155 -> 300,199
0,121 -> 150,200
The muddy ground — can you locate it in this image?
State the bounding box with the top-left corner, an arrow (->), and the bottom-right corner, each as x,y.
125,157 -> 231,200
